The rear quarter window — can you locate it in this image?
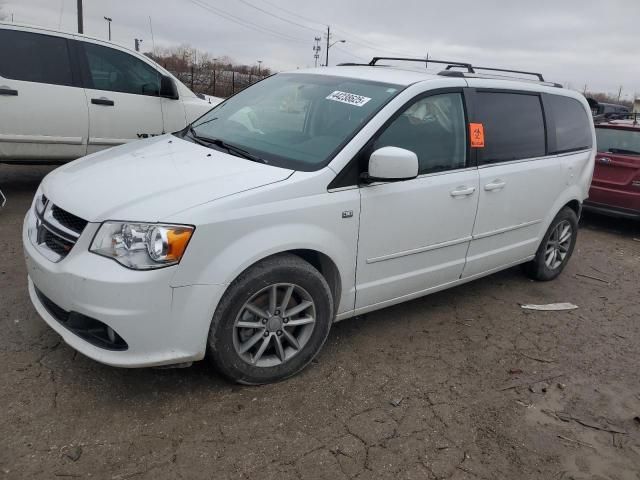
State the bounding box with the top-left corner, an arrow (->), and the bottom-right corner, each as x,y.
545,95 -> 593,153
474,92 -> 546,164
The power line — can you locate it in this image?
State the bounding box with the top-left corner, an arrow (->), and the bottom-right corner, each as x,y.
258,0 -> 327,28
256,0 -> 420,57
332,45 -> 369,62
237,0 -> 322,34
332,28 -> 422,57
187,0 -> 308,44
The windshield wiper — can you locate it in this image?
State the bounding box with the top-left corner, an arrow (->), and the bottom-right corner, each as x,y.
186,127 -> 268,164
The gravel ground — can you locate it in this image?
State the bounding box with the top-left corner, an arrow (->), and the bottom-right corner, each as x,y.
1,164 -> 639,480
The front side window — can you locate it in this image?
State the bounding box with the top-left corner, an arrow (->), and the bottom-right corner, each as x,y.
475,92 -> 546,164
0,30 -> 73,86
83,43 -> 161,96
596,128 -> 640,155
545,95 -> 592,153
373,93 -> 467,175
189,74 -> 403,171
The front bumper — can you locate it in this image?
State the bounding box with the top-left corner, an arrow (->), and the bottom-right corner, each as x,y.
23,210 -> 224,367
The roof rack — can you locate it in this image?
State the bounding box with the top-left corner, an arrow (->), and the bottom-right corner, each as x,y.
445,64 -> 545,82
342,56 -> 555,86
368,56 -> 475,72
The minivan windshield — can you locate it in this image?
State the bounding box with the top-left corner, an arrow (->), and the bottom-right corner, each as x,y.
596,127 -> 640,155
187,73 -> 403,171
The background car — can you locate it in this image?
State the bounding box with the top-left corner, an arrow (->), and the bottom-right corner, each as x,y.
585,116 -> 640,219
0,22 -> 222,163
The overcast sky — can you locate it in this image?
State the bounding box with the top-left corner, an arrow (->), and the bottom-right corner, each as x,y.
3,0 -> 640,99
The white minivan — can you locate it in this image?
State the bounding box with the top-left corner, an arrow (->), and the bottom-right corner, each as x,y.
0,23 -> 220,162
23,58 -> 596,384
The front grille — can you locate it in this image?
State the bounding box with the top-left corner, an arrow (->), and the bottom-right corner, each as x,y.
43,229 -> 75,256
51,205 -> 88,234
35,287 -> 128,351
33,198 -> 87,262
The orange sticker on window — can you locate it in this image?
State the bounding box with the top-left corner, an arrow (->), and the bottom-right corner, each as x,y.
469,123 -> 485,148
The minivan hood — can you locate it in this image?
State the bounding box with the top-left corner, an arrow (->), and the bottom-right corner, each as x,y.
42,135 -> 293,222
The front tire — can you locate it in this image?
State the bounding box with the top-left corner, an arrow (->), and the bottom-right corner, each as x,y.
522,207 -> 578,281
208,254 -> 334,385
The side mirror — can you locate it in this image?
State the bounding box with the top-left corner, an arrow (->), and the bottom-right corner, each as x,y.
160,75 -> 179,100
364,146 -> 419,183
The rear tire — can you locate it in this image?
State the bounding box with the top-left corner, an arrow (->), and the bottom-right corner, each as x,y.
522,207 -> 578,281
208,254 -> 333,385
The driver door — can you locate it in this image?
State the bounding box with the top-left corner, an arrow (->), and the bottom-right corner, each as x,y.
355,90 -> 480,309
75,39 -> 164,154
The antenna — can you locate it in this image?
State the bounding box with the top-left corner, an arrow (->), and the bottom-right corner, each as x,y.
149,16 -> 166,134
148,15 -> 156,55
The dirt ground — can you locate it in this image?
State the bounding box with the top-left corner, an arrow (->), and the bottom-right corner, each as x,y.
1,164 -> 639,480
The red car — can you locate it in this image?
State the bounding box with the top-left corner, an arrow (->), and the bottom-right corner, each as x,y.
586,119 -> 640,219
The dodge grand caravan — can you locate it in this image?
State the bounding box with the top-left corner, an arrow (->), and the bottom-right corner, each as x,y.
0,23 -> 221,163
23,58 -> 596,384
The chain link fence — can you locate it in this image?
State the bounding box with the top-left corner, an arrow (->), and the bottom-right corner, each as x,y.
167,65 -> 268,98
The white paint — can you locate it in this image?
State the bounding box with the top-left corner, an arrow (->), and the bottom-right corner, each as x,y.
22,66 -> 596,370
0,23 -> 220,162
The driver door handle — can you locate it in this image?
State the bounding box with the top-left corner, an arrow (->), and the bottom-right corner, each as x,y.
91,97 -> 115,106
450,186 -> 476,197
484,180 -> 506,191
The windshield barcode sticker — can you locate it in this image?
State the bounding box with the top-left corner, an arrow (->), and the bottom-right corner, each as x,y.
326,91 -> 371,107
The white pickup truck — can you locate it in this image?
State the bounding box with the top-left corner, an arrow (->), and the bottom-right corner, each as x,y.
0,22 -> 222,163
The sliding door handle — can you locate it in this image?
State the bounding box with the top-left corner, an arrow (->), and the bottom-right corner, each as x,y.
484,180 -> 506,191
450,186 -> 476,197
91,97 -> 115,106
0,87 -> 18,96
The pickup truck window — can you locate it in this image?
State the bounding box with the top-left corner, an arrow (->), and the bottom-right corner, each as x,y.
0,29 -> 73,87
83,43 -> 161,96
190,73 -> 403,171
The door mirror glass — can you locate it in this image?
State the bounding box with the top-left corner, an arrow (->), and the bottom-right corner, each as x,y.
160,75 -> 178,100
366,146 -> 419,182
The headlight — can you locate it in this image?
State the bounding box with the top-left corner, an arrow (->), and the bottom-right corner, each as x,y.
90,222 -> 194,270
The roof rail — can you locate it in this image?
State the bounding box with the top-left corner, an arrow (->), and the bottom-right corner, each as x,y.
445,64 -> 545,82
337,56 -> 557,86
368,56 -> 475,73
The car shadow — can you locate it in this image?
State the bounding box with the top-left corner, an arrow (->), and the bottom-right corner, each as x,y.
580,210 -> 640,238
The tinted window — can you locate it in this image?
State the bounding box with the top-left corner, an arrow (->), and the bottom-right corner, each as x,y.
545,95 -> 592,153
475,92 -> 545,164
0,30 -> 73,86
84,43 -> 160,96
373,93 -> 466,174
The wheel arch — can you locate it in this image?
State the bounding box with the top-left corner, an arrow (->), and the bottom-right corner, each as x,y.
211,247 -> 345,318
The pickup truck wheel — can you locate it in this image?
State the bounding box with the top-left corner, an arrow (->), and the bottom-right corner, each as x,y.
208,254 -> 333,385
523,207 -> 578,281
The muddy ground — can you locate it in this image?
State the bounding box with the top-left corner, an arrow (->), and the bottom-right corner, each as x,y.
1,164 -> 639,480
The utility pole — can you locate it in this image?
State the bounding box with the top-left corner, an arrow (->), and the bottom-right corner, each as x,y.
135,39 -> 142,52
104,16 -> 112,41
325,26 -> 330,67
617,86 -> 623,102
77,0 -> 83,33
324,27 -> 345,67
257,60 -> 263,75
313,37 -> 321,67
